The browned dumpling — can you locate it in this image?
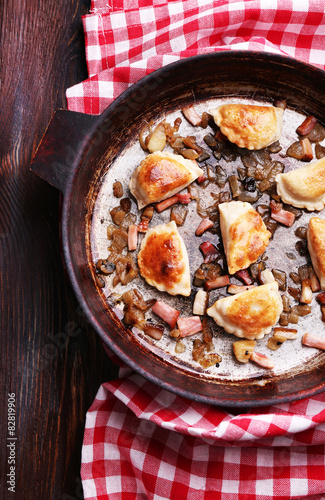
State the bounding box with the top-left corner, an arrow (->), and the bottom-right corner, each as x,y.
307,217 -> 325,289
207,282 -> 283,340
129,151 -> 203,209
210,103 -> 284,150
276,157 -> 325,211
219,201 -> 271,275
137,221 -> 191,296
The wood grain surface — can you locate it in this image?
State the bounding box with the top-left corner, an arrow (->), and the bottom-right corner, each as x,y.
0,1 -> 118,498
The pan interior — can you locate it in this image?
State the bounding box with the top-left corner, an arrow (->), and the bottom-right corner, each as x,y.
90,94 -> 325,385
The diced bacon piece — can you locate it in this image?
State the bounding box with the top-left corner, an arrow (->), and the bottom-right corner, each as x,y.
137,220 -> 149,232
176,192 -> 191,204
155,195 -> 179,213
152,300 -> 180,330
195,218 -> 214,236
302,332 -> 325,350
128,225 -> 138,251
182,105 -> 202,126
177,316 -> 203,337
296,116 -> 317,136
199,241 -> 220,263
204,275 -> 230,291
300,137 -> 313,161
300,279 -> 313,304
235,269 -> 253,285
250,351 -> 275,369
271,208 -> 296,227
227,284 -> 255,294
193,290 -> 209,315
197,174 -> 208,184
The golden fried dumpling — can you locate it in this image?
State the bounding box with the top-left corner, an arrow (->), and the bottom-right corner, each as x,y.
307,217 -> 325,289
207,282 -> 283,340
219,201 -> 271,275
276,157 -> 325,211
137,221 -> 191,296
129,151 -> 203,209
210,103 -> 284,150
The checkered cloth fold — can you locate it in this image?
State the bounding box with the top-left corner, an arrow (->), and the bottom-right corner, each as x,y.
66,1 -> 325,498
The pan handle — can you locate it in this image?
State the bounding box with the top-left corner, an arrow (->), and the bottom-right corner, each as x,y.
30,109 -> 101,194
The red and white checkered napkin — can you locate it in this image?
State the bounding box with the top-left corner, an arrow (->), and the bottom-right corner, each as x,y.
66,1 -> 325,498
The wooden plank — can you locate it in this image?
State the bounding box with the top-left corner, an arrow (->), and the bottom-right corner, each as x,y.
0,1 -> 118,498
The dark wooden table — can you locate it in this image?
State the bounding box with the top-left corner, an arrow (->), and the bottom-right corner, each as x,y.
0,2 -> 118,498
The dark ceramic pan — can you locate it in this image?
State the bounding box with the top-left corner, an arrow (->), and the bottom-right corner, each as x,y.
30,51 -> 325,407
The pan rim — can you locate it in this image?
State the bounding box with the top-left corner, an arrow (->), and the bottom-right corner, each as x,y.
61,50 -> 325,407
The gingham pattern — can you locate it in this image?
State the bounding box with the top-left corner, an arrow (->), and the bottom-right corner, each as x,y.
81,374 -> 325,500
66,0 -> 325,114
67,1 -> 325,497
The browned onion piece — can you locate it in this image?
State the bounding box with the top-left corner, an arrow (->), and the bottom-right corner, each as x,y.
317,292 -> 325,306
237,192 -> 260,203
179,148 -> 199,160
188,184 -> 199,200
291,304 -> 312,317
288,286 -> 301,301
120,198 -> 131,213
199,353 -> 222,369
170,204 -> 188,226
315,143 -> 325,159
144,322 -> 164,340
110,207 -> 126,226
286,141 -> 304,159
123,304 -> 146,329
258,179 -> 271,192
175,340 -> 185,353
139,121 -> 153,150
282,295 -> 290,312
183,135 -> 203,153
200,112 -> 210,129
110,228 -> 128,253
286,138 -> 313,161
295,226 -> 307,239
113,181 -> 123,198
298,264 -> 310,281
193,262 -> 222,287
204,133 -> 217,149
279,312 -> 289,326
229,174 -> 242,197
96,259 -> 115,276
214,166 -> 227,187
305,122 -> 325,143
288,311 -> 299,324
272,269 -> 287,291
120,213 -> 137,230
266,141 -> 282,153
95,274 -> 105,288
170,328 -> 180,338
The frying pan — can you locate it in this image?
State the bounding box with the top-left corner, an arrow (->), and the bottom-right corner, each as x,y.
30,51 -> 325,407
